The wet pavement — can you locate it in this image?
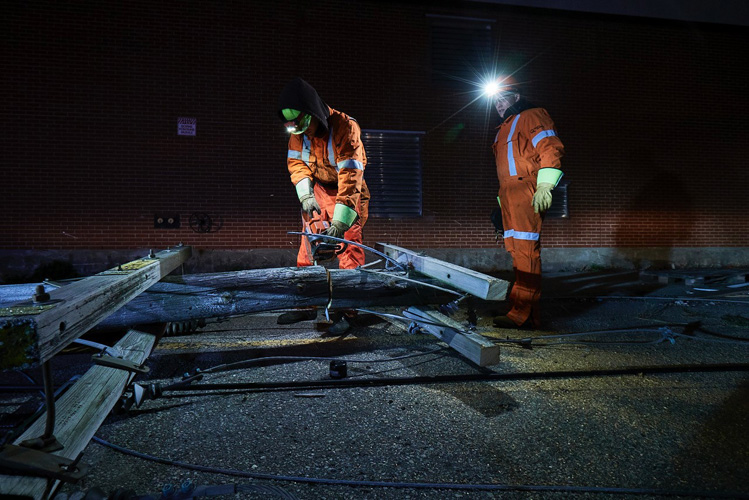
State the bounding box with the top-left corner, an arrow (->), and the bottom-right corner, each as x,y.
2,269 -> 749,499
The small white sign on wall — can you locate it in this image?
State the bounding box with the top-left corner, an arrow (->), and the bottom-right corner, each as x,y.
178,117 -> 196,136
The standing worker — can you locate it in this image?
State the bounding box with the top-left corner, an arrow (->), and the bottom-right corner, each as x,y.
489,78 -> 564,329
276,77 -> 370,332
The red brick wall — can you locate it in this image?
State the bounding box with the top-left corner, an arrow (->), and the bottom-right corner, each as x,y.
2,1 -> 748,252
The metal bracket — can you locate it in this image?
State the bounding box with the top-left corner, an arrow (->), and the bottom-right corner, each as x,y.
0,444 -> 87,482
19,435 -> 63,453
91,355 -> 149,374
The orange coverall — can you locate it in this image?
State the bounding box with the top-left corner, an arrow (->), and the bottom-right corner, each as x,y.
492,107 -> 564,326
287,107 -> 370,268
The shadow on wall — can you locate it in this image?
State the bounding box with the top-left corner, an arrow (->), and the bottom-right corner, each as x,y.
615,165 -> 694,270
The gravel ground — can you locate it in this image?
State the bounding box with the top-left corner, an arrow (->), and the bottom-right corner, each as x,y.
2,270 -> 748,499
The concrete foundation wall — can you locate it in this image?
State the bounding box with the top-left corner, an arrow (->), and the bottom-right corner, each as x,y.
2,247 -> 748,283
427,247 -> 749,273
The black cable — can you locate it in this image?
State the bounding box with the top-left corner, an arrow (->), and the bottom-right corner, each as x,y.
162,347 -> 449,391
188,347 -> 447,377
93,436 -> 748,498
519,324 -> 749,348
570,295 -> 749,305
160,363 -> 749,394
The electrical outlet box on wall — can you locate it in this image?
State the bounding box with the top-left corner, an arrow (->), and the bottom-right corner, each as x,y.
154,214 -> 180,229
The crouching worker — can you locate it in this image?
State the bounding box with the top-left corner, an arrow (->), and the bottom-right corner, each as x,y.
276,77 -> 370,335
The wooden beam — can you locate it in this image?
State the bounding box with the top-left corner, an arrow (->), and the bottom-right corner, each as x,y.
0,328 -> 158,499
404,307 -> 499,366
0,246 -> 191,370
375,244 -> 508,301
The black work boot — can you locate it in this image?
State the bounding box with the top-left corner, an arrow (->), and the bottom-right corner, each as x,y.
323,315 -> 350,336
493,314 -> 540,330
277,309 -> 317,325
492,315 -> 527,329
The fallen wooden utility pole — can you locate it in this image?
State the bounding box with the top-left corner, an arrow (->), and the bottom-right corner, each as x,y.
82,266 -> 455,330
376,243 -> 508,301
0,246 -> 191,370
0,329 -> 158,499
404,307 -> 499,367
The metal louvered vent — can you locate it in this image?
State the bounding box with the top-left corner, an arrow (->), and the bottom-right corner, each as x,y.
546,178 -> 570,218
429,14 -> 494,86
362,130 -> 423,218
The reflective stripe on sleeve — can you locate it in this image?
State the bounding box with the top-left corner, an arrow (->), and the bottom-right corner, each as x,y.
328,125 -> 338,168
532,129 -> 557,148
302,135 -> 311,164
337,159 -> 364,170
506,115 -> 521,176
288,150 -> 302,160
503,229 -> 540,241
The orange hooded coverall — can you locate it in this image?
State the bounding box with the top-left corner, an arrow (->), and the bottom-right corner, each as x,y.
287,107 -> 370,268
492,107 -> 564,327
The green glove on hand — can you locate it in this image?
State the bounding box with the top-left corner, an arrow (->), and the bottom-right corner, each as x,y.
300,194 -> 321,217
532,183 -> 554,214
323,220 -> 348,239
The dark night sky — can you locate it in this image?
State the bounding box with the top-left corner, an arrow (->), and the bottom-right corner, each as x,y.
471,0 -> 749,27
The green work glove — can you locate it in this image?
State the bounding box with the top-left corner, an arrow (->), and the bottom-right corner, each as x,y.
300,194 -> 320,217
323,220 -> 349,239
532,168 -> 563,214
324,203 -> 358,238
532,183 -> 554,214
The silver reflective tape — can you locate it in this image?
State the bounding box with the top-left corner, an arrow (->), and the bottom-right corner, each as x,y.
532,129 -> 557,148
302,135 -> 311,164
507,115 -> 521,176
328,124 -> 337,168
337,159 -> 364,170
503,229 -> 540,241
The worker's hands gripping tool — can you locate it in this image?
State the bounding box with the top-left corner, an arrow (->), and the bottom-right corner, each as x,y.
302,209 -> 348,263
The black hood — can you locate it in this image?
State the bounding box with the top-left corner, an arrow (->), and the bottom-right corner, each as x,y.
502,97 -> 537,121
278,77 -> 331,135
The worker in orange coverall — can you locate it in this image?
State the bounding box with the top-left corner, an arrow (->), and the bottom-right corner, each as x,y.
490,79 -> 564,329
276,77 -> 370,333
